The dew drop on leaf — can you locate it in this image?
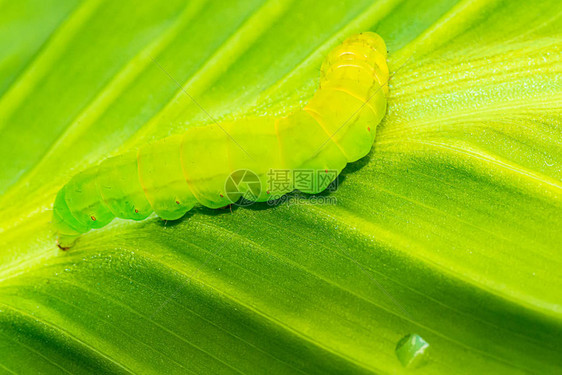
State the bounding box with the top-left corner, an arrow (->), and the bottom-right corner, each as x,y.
395,333 -> 430,369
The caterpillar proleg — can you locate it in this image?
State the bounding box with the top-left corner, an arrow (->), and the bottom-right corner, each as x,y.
53,32 -> 389,248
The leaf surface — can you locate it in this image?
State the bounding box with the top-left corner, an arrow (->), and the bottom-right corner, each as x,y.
0,0 -> 561,373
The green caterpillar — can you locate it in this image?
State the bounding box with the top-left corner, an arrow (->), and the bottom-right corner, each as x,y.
53,32 -> 389,248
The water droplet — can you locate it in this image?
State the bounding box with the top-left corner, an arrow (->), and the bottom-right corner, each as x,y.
395,333 -> 430,369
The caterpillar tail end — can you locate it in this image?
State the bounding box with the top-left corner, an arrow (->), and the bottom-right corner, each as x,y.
53,213 -> 82,250
52,186 -> 87,250
56,233 -> 80,250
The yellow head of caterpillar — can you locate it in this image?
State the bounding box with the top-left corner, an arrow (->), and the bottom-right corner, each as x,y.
353,32 -> 387,58
320,32 -> 389,96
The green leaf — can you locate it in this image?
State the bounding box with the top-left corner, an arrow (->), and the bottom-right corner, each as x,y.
1,0 -> 561,373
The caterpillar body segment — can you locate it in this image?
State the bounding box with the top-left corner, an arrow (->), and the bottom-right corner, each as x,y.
222,118 -> 284,201
97,152 -> 153,221
53,32 -> 389,247
138,134 -> 196,220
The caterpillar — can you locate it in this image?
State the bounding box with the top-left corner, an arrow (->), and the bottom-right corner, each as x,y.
53,32 -> 389,248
